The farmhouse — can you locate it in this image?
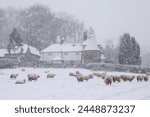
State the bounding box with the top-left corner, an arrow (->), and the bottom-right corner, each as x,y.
41,30 -> 104,64
41,43 -> 82,65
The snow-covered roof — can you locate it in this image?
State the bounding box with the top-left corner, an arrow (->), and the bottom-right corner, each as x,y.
52,56 -> 62,61
41,43 -> 82,53
10,44 -> 40,56
82,33 -> 100,51
0,49 -> 8,57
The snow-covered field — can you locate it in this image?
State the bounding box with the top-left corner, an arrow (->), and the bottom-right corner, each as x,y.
0,68 -> 150,100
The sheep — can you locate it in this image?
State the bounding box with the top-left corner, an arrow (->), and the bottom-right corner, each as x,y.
111,75 -> 121,82
75,75 -> 84,82
120,75 -> 129,82
93,72 -> 101,77
143,75 -> 149,81
136,75 -> 144,82
10,74 -> 18,79
93,72 -> 106,78
136,74 -> 149,82
83,76 -> 90,81
104,76 -> 112,85
47,74 -> 55,79
69,72 -> 77,77
75,74 -> 89,82
128,75 -> 135,82
28,74 -> 40,81
15,79 -> 26,84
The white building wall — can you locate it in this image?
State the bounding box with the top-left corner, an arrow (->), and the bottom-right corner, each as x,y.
41,51 -> 81,62
62,52 -> 81,61
41,52 -> 61,62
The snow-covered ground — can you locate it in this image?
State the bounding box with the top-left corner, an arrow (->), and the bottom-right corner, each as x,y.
0,68 -> 150,100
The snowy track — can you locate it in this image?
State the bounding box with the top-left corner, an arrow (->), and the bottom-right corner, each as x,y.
0,68 -> 150,100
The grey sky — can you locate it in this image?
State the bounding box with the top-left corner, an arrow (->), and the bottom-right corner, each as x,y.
0,0 -> 150,52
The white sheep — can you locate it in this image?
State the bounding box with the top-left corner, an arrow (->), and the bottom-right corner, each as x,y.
15,79 -> 26,84
10,74 -> 18,79
93,72 -> 106,78
28,74 -> 40,81
120,75 -> 129,82
47,74 -> 55,79
136,75 -> 144,82
143,75 -> 149,81
69,72 -> 77,77
111,75 -> 121,82
128,75 -> 135,82
104,76 -> 113,85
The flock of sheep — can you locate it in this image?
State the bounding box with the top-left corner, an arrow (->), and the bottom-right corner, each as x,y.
69,70 -> 149,85
9,69 -> 56,84
9,68 -> 149,86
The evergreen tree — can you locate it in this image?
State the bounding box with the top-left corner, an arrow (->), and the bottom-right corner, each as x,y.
83,31 -> 88,41
7,28 -> 22,54
118,33 -> 141,65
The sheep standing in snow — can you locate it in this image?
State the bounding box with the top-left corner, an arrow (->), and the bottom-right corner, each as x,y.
15,79 -> 26,84
136,75 -> 144,82
128,75 -> 135,82
75,73 -> 94,82
93,72 -> 101,77
111,75 -> 121,83
120,75 -> 129,82
28,74 -> 40,81
75,74 -> 86,82
83,76 -> 90,81
143,75 -> 149,81
47,74 -> 55,79
93,72 -> 106,78
10,74 -> 18,79
76,76 -> 84,82
104,76 -> 112,85
69,72 -> 77,77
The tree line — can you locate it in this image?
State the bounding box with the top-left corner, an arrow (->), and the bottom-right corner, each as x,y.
0,5 -> 141,65
104,33 -> 141,65
0,5 -> 84,50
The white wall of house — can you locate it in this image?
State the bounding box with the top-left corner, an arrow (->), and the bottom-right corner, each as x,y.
41,52 -> 60,62
41,51 -> 81,62
62,52 -> 81,61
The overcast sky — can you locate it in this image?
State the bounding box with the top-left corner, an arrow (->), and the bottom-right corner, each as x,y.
0,0 -> 150,52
